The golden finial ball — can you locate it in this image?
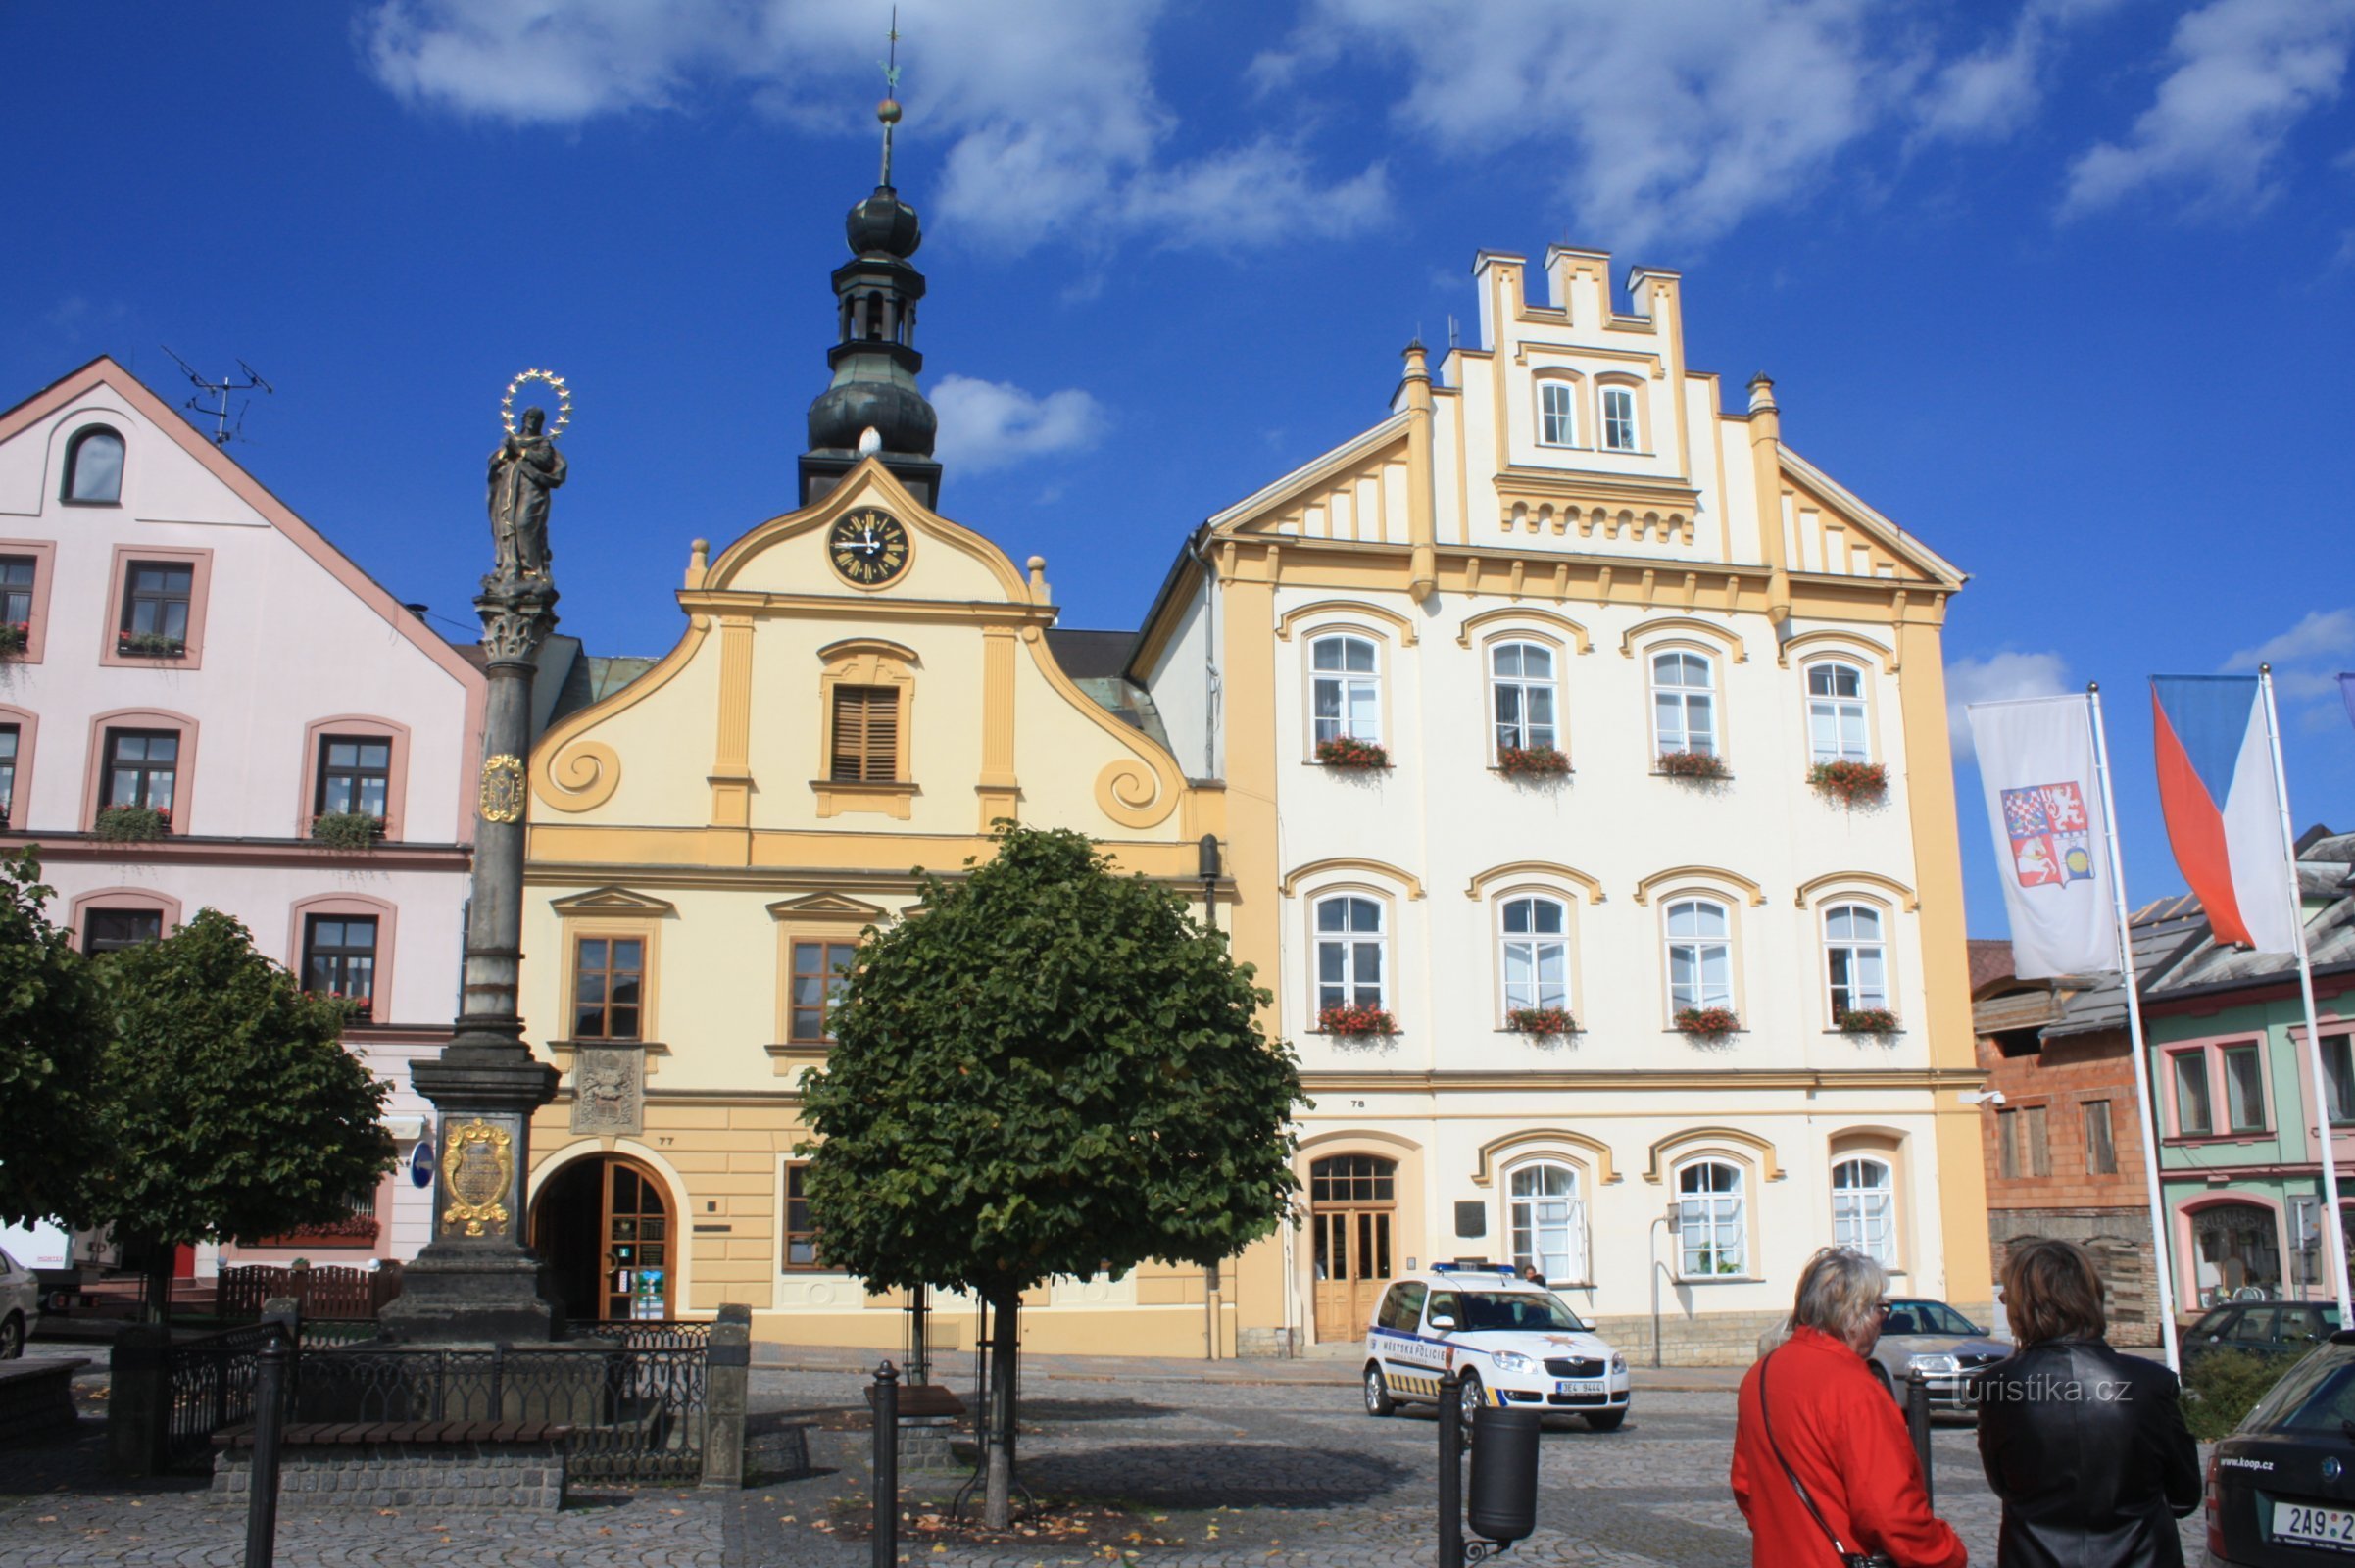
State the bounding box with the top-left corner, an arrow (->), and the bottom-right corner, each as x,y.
877,98 -> 903,124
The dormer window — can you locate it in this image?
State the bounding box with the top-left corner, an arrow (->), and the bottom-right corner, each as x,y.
1538,381 -> 1576,446
1600,386 -> 1638,452
63,426 -> 124,505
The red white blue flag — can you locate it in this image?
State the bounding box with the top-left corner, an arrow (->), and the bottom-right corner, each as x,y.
2149,676 -> 2296,954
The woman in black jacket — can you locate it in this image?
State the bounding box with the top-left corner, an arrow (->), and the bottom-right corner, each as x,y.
1978,1238 -> 2202,1567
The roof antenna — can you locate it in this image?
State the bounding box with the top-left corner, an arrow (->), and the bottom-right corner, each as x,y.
161,345 -> 271,448
877,6 -> 903,188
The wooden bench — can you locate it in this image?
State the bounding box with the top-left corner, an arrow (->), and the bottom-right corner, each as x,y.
865,1383 -> 965,1420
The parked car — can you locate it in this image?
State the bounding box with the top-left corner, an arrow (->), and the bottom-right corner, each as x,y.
2185,1300 -> 2344,1367
1362,1263 -> 1632,1432
2203,1328 -> 2355,1564
0,1244 -> 39,1358
1755,1295 -> 2009,1412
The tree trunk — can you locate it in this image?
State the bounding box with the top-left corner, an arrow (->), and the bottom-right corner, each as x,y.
983,1290 -> 1020,1530
144,1243 -> 172,1328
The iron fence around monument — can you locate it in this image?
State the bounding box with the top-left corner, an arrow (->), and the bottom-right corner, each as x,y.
577,1319 -> 713,1351
164,1322 -> 286,1469
290,1341 -> 710,1483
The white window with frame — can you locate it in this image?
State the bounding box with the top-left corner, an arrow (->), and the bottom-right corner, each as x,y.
1537,380 -> 1577,447
1508,1161 -> 1586,1283
1490,642 -> 1558,757
1806,662 -> 1870,763
1499,896 -> 1569,1015
1309,633 -> 1381,747
1600,384 -> 1639,452
1665,898 -> 1734,1015
1677,1159 -> 1746,1276
1314,894 -> 1386,1012
1651,650 -> 1716,757
1832,1154 -> 1897,1264
1824,904 -> 1889,1018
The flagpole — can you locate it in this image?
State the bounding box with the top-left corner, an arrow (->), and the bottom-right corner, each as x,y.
2087,683 -> 2182,1372
2258,665 -> 2351,1320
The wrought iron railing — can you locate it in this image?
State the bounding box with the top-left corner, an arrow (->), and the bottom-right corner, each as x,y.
299,1318 -> 388,1349
291,1342 -> 709,1483
165,1322 -> 285,1469
578,1318 -> 713,1351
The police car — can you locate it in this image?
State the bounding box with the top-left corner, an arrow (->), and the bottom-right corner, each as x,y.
1363,1263 -> 1631,1431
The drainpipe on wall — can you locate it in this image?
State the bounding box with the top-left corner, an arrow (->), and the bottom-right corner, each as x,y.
1745,374 -> 1792,627
1403,341 -> 1438,603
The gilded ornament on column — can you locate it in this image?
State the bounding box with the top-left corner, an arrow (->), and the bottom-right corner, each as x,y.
478,754 -> 526,823
439,1119 -> 515,1238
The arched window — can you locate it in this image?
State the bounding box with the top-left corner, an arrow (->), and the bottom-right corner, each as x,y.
1537,381 -> 1576,446
1508,1162 -> 1585,1282
1600,384 -> 1639,452
1665,899 -> 1733,1013
1310,633 -> 1381,746
1677,1159 -> 1745,1276
1806,662 -> 1870,763
63,426 -> 123,505
2192,1201 -> 2281,1306
1825,904 -> 1888,1017
1832,1155 -> 1896,1264
1499,896 -> 1568,1013
1490,641 -> 1557,756
1651,651 -> 1716,757
1314,894 -> 1385,1011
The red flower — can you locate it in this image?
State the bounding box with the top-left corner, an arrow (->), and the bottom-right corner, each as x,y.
1318,1002 -> 1398,1038
1674,1005 -> 1739,1040
1316,736 -> 1390,770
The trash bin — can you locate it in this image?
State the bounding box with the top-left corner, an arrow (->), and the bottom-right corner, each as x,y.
1468,1404 -> 1540,1544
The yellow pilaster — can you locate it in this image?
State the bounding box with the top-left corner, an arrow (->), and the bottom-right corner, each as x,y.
1403,342 -> 1437,603
1744,375 -> 1792,623
710,614 -> 755,826
977,626 -> 1020,828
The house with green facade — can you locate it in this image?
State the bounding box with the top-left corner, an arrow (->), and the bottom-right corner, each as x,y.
2144,829 -> 2355,1316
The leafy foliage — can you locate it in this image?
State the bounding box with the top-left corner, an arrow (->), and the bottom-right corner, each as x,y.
115,629 -> 185,658
1314,735 -> 1389,770
1674,1005 -> 1740,1041
1497,745 -> 1570,779
311,811 -> 387,850
0,851 -> 106,1228
0,621 -> 27,656
1505,1005 -> 1576,1039
2183,1348 -> 2292,1442
94,805 -> 172,841
1837,1007 -> 1901,1036
1318,1002 -> 1398,1038
87,909 -> 394,1250
798,826 -> 1304,1302
1808,759 -> 1889,805
1658,750 -> 1730,781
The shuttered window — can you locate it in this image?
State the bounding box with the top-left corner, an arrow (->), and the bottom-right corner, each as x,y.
830,685 -> 900,782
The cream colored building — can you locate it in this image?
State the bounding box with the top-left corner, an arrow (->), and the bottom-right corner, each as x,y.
1131,247 -> 1991,1358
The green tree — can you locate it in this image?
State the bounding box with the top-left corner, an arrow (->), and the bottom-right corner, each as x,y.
0,850 -> 106,1229
800,826 -> 1303,1527
89,908 -> 395,1319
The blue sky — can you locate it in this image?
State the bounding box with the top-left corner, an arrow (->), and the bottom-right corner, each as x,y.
6,0 -> 2355,939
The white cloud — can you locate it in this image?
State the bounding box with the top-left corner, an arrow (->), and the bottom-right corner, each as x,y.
2064,0 -> 2355,216
930,374 -> 1105,474
1261,0 -> 1908,252
1946,650 -> 2073,760
1914,0 -> 2124,143
2225,607 -> 2355,669
361,0 -> 1388,254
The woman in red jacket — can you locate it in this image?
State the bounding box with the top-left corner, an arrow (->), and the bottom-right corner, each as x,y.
1732,1247 -> 1969,1567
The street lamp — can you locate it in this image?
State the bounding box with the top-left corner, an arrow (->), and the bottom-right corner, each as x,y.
1648,1202 -> 1682,1369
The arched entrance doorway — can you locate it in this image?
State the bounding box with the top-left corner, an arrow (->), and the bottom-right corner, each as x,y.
1309,1153 -> 1395,1342
531,1154 -> 674,1324
2190,1200 -> 2281,1307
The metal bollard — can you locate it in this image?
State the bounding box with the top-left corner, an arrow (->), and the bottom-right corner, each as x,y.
243,1335 -> 290,1568
1437,1369 -> 1464,1568
1904,1367 -> 1934,1508
871,1360 -> 899,1568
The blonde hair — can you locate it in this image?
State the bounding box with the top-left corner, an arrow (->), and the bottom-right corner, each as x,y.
2003,1238 -> 2106,1345
1791,1247 -> 1889,1342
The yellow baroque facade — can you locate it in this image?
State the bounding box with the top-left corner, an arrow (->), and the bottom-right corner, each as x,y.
517,461 -> 1242,1354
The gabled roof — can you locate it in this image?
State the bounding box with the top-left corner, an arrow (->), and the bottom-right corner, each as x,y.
0,356 -> 484,700
1779,446 -> 1968,590
1205,412 -> 1411,534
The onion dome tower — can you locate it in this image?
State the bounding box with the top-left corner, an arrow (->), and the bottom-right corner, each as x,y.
801,83 -> 943,510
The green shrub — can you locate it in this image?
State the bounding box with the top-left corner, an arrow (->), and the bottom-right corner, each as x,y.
311,812 -> 385,850
2183,1348 -> 2292,1441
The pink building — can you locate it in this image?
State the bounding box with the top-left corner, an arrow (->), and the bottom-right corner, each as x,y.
0,357 -> 486,1270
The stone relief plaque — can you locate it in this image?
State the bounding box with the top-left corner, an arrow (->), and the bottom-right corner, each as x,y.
571,1046 -> 644,1136
440,1119 -> 515,1237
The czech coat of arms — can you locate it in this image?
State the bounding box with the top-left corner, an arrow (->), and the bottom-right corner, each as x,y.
2003,782 -> 2093,890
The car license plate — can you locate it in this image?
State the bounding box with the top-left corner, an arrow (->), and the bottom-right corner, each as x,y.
1554,1379 -> 1603,1396
2276,1500 -> 2355,1549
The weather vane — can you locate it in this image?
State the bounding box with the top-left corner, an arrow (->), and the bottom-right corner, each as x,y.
877,7 -> 903,187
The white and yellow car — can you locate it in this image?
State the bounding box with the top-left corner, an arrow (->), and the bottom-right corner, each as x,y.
1363,1264 -> 1631,1432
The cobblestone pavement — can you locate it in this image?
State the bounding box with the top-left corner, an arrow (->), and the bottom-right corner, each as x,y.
0,1347 -> 2208,1567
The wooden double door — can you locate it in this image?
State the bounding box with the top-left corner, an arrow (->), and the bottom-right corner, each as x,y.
1311,1154 -> 1396,1342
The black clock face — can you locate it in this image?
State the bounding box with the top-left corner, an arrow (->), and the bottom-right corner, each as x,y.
827,508 -> 911,587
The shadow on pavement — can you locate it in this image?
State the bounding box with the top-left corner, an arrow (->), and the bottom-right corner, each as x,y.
1018,1442 -> 1410,1508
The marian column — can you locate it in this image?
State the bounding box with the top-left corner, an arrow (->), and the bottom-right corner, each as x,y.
380,372 -> 572,1343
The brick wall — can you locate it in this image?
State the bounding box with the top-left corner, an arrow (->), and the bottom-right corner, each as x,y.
1977,1027 -> 2151,1210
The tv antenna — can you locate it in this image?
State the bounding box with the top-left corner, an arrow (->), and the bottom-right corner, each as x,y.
160,346 -> 272,447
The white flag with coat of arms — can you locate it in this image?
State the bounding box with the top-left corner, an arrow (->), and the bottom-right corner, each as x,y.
1967,695 -> 2120,980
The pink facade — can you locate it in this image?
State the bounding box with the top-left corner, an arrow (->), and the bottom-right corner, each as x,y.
0,358 -> 486,1267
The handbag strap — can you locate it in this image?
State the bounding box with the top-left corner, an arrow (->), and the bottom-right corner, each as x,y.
1759,1345 -> 1862,1561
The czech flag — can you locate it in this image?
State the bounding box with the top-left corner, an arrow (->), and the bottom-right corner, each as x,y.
2150,676 -> 2297,954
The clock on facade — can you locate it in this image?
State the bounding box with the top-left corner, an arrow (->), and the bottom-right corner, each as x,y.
827,508 -> 911,588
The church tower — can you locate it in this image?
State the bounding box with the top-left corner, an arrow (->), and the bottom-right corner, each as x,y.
800,93 -> 943,510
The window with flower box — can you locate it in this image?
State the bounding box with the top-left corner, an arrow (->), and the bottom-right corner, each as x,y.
0,724 -> 16,830
1664,898 -> 1733,1016
0,557 -> 32,655
100,729 -> 177,819
1805,662 -> 1870,763
1499,895 -> 1569,1021
1824,904 -> 1889,1021
303,914 -> 378,1020
1310,634 -> 1381,749
1491,642 -> 1559,763
1314,894 -> 1386,1017
1651,650 -> 1716,759
118,562 -> 193,656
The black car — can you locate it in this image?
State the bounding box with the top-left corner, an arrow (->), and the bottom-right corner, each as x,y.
2205,1330 -> 2355,1564
2186,1301 -> 2345,1366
